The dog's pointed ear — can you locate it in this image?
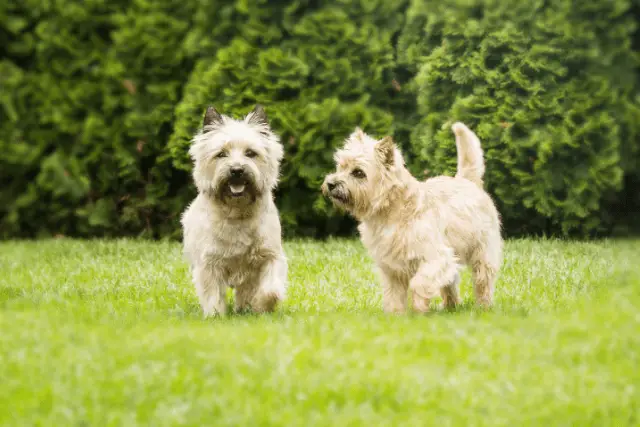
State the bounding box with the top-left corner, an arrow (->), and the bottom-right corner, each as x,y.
349,127 -> 366,142
375,136 -> 396,167
203,106 -> 223,127
246,104 -> 268,126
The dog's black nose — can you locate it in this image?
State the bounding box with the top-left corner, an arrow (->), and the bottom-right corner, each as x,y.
230,167 -> 244,177
327,181 -> 336,191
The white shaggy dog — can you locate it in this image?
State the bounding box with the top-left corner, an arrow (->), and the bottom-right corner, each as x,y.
181,105 -> 287,316
322,123 -> 503,313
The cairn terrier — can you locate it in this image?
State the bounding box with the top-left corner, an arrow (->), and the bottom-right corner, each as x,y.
322,123 -> 503,313
181,105 -> 287,316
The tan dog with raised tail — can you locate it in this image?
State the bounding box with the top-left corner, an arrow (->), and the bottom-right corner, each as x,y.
322,123 -> 502,313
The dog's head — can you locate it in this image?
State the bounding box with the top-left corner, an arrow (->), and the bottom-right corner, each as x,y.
189,105 -> 283,207
322,128 -> 405,220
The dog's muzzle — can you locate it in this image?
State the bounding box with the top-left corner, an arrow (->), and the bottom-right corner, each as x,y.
220,165 -> 256,200
228,167 -> 248,196
323,179 -> 350,205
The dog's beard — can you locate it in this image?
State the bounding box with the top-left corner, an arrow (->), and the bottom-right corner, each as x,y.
210,174 -> 261,205
327,186 -> 353,212
326,184 -> 376,220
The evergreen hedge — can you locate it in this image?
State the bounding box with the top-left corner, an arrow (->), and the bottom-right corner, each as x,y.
1,0 -> 639,238
398,0 -> 640,236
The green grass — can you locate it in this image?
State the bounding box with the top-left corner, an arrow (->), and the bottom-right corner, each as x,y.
0,238 -> 638,426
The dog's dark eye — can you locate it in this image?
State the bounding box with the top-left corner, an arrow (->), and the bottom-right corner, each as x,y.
215,151 -> 227,159
351,168 -> 366,179
245,149 -> 258,158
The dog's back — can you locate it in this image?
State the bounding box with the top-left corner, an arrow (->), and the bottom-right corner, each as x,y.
420,175 -> 502,267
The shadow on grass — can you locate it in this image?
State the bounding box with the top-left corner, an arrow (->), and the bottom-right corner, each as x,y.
182,297 -> 533,324
402,298 -> 532,319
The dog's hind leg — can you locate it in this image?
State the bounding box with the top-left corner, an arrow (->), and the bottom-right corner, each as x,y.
472,261 -> 498,307
440,272 -> 461,309
470,240 -> 501,307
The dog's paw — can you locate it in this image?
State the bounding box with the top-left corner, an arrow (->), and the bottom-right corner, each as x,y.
203,307 -> 226,318
251,288 -> 283,313
410,281 -> 440,301
412,291 -> 431,313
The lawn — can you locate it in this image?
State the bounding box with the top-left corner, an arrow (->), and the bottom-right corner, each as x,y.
0,238 -> 638,426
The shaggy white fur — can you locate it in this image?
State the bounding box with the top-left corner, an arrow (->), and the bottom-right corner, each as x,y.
181,105 -> 287,316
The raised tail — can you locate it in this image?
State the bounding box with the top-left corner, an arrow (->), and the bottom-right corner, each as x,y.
452,122 -> 485,187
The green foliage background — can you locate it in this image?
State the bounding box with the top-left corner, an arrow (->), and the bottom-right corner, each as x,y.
1,0 -> 639,238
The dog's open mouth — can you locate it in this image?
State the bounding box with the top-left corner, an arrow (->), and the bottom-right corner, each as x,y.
222,176 -> 255,200
226,176 -> 252,198
229,183 -> 246,196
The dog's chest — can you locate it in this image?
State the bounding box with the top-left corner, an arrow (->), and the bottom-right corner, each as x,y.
359,223 -> 420,275
206,226 -> 270,277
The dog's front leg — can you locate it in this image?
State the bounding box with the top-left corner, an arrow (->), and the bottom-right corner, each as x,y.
193,263 -> 227,317
410,252 -> 459,313
380,268 -> 408,314
249,255 -> 287,313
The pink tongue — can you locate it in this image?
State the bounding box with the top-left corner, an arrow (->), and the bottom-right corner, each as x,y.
230,184 -> 245,194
